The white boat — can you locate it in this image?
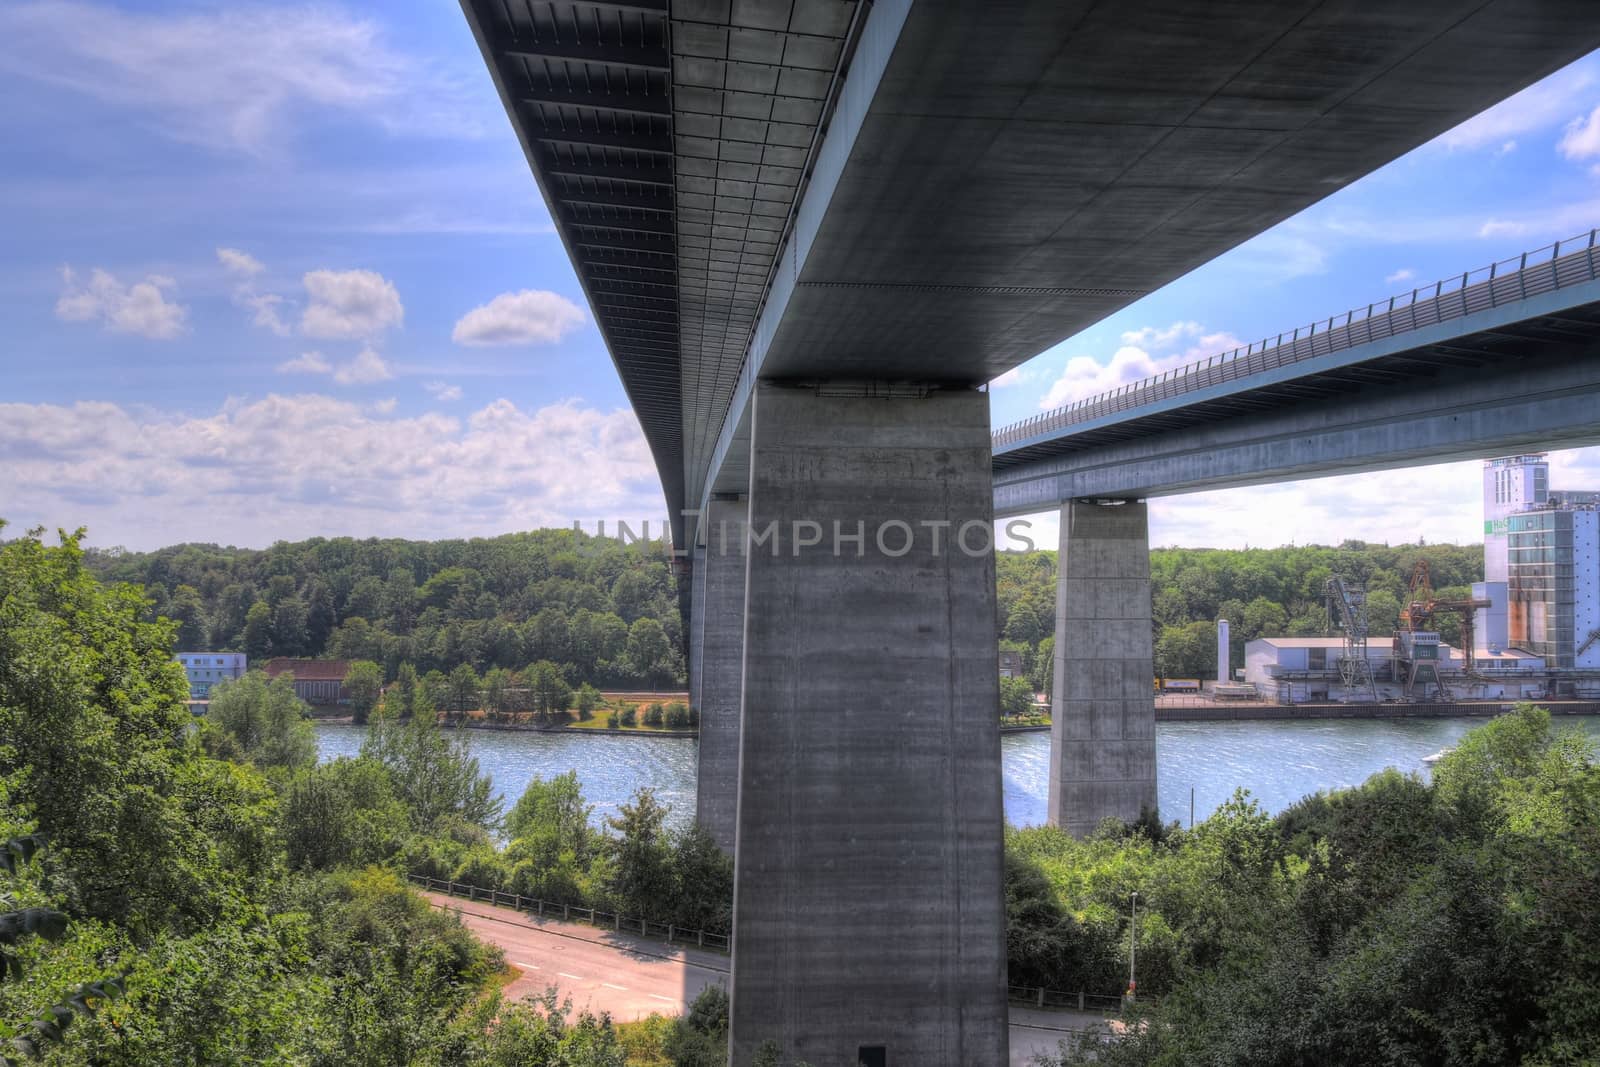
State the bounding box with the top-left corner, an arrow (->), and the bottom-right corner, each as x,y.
1421,748 -> 1452,765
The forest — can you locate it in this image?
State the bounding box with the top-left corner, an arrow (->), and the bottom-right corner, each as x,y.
87,530 -> 1484,704
998,539 -> 1484,694
84,529 -> 686,690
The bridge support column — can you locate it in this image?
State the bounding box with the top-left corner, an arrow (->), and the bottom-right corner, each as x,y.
695,496 -> 746,854
1048,498 -> 1157,836
729,382 -> 1008,1066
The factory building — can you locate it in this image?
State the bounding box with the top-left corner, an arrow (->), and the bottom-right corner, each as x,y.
1243,637 -> 1544,704
1479,454 -> 1600,672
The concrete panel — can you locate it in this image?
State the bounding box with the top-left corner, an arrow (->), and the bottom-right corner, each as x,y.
689,544 -> 708,716
1050,500 -> 1158,837
729,382 -> 1007,1066
696,497 -> 747,854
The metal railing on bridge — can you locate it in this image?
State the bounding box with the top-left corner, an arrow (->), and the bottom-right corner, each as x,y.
409,874 -> 731,952
992,228 -> 1600,450
1007,983 -> 1133,1014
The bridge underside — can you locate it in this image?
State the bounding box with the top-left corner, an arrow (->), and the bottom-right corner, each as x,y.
994,304 -> 1600,511
460,1 -> 1600,1063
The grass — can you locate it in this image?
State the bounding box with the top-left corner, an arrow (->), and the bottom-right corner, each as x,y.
565,706 -> 695,732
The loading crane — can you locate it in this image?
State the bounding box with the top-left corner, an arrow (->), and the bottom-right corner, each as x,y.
1325,574 -> 1379,703
1396,560 -> 1492,698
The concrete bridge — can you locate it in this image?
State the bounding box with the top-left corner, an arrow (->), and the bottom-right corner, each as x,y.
991,233 -> 1600,836
460,1 -> 1600,1062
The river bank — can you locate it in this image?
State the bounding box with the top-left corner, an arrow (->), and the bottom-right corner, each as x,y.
316,715 -> 1600,830
1157,699 -> 1600,721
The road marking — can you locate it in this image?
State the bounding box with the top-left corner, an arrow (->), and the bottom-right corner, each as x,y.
558,972 -> 585,980
602,982 -> 628,991
512,961 -> 540,970
648,994 -> 678,1004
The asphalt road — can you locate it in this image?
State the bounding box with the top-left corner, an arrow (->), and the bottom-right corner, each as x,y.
425,892 -> 1110,1064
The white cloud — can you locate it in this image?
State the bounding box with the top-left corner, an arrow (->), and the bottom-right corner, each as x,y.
997,447 -> 1600,552
0,2 -> 484,155
372,398 -> 398,415
217,247 -> 291,336
1384,268 -> 1416,285
425,381 -> 464,402
301,269 -> 403,340
245,293 -> 291,336
1559,104 -> 1600,160
1120,321 -> 1203,349
1478,219 -> 1528,239
277,347 -> 392,385
1435,62 -> 1598,152
1036,322 -> 1247,412
453,290 -> 586,347
0,394 -> 663,550
1497,140 -> 1518,157
216,247 -> 264,277
333,347 -> 393,386
1039,346 -> 1178,409
55,266 -> 186,339
277,352 -> 331,375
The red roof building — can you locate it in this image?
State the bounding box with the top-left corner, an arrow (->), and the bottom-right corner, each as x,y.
262,658 -> 350,707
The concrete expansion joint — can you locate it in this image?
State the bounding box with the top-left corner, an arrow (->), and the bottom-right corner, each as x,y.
766,378 -> 971,399
797,279 -> 1150,298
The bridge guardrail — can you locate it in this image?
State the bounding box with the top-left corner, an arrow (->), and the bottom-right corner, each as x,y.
409,873 -> 731,951
1007,984 -> 1137,1014
992,228 -> 1600,450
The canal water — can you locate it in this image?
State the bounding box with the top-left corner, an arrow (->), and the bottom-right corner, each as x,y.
315,715 -> 1600,831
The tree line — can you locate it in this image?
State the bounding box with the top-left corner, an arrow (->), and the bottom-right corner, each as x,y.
85,528 -> 685,690
998,539 -> 1483,692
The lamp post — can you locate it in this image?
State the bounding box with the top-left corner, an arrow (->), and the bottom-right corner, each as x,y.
1126,891 -> 1139,1005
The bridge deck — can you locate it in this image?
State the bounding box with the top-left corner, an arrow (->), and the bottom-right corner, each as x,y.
992,231 -> 1600,474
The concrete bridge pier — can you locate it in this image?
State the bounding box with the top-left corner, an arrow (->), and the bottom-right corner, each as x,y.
729,381 -> 1009,1066
1049,498 -> 1158,837
695,495 -> 747,854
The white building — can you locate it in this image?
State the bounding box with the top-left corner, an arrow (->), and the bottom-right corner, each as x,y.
176,652 -> 247,699
1480,454 -> 1600,671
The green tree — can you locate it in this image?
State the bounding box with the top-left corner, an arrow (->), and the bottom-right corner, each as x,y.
625,617 -> 674,686
344,660 -> 384,725
362,703 -> 501,831
526,660 -> 573,722
243,599 -> 273,660
205,670 -> 318,771
481,666 -> 514,723
1000,676 -> 1033,717
575,683 -> 602,721
603,788 -> 673,916
393,661 -> 419,718
445,663 -> 480,719
282,757 -> 407,870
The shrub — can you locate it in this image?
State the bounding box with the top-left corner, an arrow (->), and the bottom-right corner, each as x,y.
619,706 -> 638,727
642,703 -> 664,727
664,702 -> 689,729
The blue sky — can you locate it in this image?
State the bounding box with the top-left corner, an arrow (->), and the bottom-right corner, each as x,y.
2,1 -> 1599,551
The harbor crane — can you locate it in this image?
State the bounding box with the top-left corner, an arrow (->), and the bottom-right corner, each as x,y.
1396,560 -> 1492,699
1325,574 -> 1380,703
